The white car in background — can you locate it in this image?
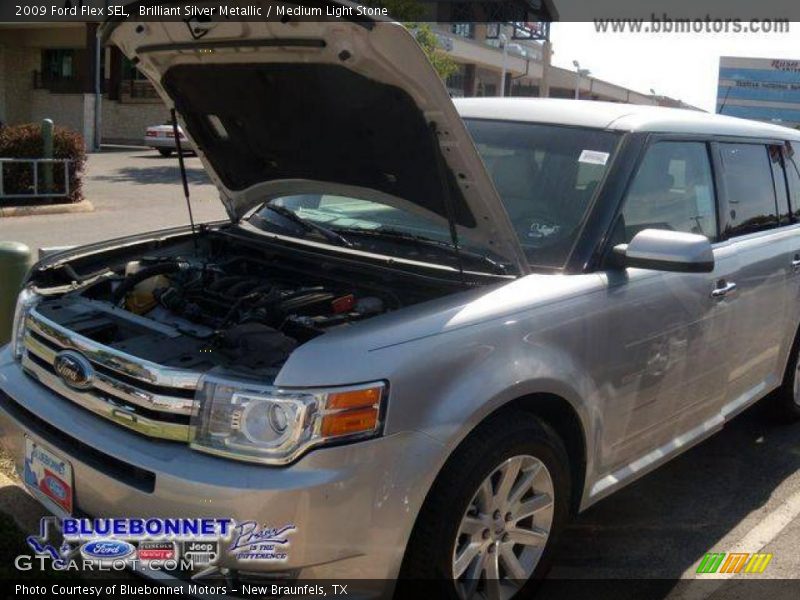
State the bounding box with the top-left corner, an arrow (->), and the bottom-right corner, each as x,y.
143,123 -> 193,157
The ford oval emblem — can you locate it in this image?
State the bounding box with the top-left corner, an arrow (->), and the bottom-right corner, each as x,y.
80,539 -> 136,561
43,475 -> 67,500
53,350 -> 94,391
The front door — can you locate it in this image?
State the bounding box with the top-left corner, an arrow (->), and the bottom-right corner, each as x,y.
597,139 -> 736,473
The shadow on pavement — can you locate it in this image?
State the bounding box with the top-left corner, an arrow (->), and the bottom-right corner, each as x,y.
0,483 -> 48,568
548,395 -> 800,589
92,165 -> 211,186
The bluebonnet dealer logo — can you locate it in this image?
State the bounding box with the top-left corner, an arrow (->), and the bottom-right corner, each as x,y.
19,517 -> 297,575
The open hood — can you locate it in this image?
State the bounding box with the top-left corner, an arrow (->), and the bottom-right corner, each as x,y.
104,1 -> 529,274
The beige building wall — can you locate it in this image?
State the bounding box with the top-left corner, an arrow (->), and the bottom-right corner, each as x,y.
0,25 -> 170,144
1,46 -> 40,125
102,100 -> 170,143
29,90 -> 85,133
0,25 -> 86,125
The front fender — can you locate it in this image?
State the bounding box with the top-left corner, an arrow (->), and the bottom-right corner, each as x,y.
367,317 -> 602,509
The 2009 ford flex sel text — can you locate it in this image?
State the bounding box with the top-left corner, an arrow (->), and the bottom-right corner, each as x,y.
3,8 -> 800,599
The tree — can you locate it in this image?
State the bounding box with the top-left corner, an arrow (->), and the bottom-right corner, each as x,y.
359,0 -> 459,81
408,23 -> 459,81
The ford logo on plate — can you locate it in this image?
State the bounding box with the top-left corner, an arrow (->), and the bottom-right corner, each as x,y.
44,475 -> 67,500
53,350 -> 94,391
81,539 -> 136,562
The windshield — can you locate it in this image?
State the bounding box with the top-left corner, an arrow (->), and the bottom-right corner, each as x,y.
464,119 -> 621,268
248,194 -> 511,274
247,120 -> 620,273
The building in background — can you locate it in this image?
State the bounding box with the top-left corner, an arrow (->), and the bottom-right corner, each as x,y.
0,22 -> 696,148
718,56 -> 800,128
433,21 -> 695,107
0,23 -> 171,148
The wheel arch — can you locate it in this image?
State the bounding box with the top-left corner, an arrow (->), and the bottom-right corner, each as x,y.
780,317 -> 800,386
398,390 -> 588,582
482,393 -> 588,515
423,389 -> 590,521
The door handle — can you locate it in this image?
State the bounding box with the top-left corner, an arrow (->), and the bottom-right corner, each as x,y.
711,280 -> 737,299
792,254 -> 800,270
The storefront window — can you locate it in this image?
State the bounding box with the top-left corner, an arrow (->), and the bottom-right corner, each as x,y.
451,23 -> 475,39
121,57 -> 148,81
42,49 -> 76,80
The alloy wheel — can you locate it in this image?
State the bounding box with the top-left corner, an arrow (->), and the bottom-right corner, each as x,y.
452,454 -> 555,600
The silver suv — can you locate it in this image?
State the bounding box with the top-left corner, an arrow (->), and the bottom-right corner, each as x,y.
3,14 -> 800,598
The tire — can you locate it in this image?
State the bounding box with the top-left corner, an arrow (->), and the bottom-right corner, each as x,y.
157,148 -> 172,157
776,328 -> 800,419
398,412 -> 571,600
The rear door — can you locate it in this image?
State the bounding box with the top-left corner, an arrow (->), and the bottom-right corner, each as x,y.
714,141 -> 800,413
781,144 -> 800,338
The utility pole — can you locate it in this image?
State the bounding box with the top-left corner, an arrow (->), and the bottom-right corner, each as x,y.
499,31 -> 525,97
539,39 -> 552,98
500,33 -> 508,97
572,60 -> 590,100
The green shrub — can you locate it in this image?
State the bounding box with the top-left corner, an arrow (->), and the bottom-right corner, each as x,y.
0,123 -> 86,204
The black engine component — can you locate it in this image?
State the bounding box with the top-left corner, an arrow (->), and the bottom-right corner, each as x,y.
218,323 -> 298,369
115,257 -> 389,350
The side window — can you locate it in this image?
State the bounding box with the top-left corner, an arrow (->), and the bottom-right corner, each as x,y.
621,141 -> 717,242
769,145 -> 791,224
784,144 -> 800,221
719,143 -> 779,237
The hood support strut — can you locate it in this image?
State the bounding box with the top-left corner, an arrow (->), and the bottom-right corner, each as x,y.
171,108 -> 199,254
429,122 -> 466,286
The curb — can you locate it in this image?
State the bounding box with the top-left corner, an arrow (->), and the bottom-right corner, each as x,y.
0,199 -> 94,218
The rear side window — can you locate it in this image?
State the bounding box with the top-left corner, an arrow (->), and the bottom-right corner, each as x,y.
784,145 -> 800,221
620,141 -> 717,242
769,145 -> 791,224
719,143 -> 779,237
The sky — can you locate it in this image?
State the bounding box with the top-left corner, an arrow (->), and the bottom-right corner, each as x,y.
549,22 -> 800,111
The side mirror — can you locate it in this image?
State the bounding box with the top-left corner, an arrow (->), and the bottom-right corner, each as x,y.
612,229 -> 714,273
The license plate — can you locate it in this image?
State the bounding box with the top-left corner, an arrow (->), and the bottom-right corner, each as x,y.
23,437 -> 73,516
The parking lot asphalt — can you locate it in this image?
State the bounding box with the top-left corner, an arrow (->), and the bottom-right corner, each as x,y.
553,398 -> 800,581
1,149 -> 799,591
0,147 -> 226,252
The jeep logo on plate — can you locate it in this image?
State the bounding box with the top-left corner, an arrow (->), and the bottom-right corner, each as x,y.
53,350 -> 94,390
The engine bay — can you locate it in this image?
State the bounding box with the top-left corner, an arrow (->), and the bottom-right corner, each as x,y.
30,229 -> 468,376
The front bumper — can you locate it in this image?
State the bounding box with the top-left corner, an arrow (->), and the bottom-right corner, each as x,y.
0,346 -> 443,580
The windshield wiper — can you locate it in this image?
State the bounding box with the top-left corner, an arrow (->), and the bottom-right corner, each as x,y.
336,227 -> 508,275
254,204 -> 353,248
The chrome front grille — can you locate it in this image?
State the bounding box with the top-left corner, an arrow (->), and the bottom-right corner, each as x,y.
21,308 -> 200,441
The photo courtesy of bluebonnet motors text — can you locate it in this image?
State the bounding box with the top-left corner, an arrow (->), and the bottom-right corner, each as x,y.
4,0 -> 800,599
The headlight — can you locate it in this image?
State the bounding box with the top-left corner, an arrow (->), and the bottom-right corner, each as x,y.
190,376 -> 386,465
10,287 -> 40,361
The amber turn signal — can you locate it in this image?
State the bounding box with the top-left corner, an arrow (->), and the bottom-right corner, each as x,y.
321,407 -> 379,437
327,386 -> 383,410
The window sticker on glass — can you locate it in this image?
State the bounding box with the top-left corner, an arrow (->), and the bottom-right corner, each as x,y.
578,150 -> 610,165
